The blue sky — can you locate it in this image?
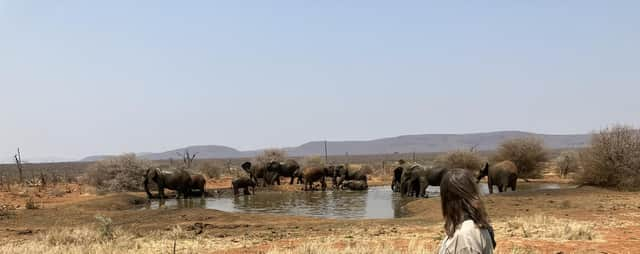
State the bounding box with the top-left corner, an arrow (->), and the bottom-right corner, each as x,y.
1,1 -> 639,161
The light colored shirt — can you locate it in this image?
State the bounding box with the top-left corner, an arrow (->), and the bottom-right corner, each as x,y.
438,220 -> 494,254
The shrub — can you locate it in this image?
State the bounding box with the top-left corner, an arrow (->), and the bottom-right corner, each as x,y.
256,148 -> 287,165
359,164 -> 374,175
303,156 -> 324,168
84,154 -> 151,192
554,150 -> 580,178
0,205 -> 15,220
493,137 -> 548,179
197,162 -> 223,179
436,150 -> 483,171
579,125 -> 640,190
95,215 -> 114,240
25,198 -> 39,209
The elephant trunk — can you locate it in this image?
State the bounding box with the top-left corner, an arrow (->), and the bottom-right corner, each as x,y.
144,178 -> 153,199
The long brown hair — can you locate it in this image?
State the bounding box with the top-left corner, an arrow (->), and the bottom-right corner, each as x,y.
440,168 -> 491,237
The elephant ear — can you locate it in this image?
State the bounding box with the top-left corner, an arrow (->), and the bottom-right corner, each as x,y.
241,162 -> 252,171
146,168 -> 160,181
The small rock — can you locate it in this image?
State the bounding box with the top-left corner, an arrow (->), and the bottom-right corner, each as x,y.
17,229 -> 32,235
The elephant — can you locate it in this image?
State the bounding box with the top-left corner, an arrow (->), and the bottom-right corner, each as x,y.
232,176 -> 256,195
266,159 -> 301,185
241,161 -> 272,187
399,163 -> 448,198
341,180 -> 368,191
302,167 -> 329,191
391,161 -> 405,192
477,161 -> 518,194
144,168 -> 192,199
293,168 -> 304,184
190,174 -> 207,198
334,165 -> 368,188
324,165 -> 339,188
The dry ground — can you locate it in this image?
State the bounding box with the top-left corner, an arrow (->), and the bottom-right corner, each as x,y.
0,176 -> 639,254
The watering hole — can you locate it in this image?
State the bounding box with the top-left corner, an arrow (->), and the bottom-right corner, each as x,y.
143,183 -> 574,219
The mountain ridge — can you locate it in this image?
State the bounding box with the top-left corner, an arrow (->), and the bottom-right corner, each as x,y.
81,131 -> 590,161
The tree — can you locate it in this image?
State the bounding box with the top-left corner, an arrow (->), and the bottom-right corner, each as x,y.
177,149 -> 197,169
14,148 -> 23,183
493,137 -> 548,179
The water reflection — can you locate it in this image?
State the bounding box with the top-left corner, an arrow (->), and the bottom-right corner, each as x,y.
143,183 -> 572,219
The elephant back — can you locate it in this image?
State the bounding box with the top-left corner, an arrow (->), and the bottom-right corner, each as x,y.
491,161 -> 518,177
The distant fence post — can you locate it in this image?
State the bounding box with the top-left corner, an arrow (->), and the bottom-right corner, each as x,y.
324,140 -> 328,164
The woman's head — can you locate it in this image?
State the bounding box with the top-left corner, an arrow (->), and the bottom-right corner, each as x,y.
440,168 -> 490,237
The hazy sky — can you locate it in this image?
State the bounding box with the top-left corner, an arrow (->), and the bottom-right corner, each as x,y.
1,1 -> 639,161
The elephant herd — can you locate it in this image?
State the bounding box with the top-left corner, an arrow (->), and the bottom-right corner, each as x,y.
236,160 -> 369,195
392,159 -> 520,197
142,158 -> 520,200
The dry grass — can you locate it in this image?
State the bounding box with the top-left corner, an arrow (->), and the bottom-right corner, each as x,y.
498,215 -> 597,241
267,239 -> 435,254
0,226 -> 241,254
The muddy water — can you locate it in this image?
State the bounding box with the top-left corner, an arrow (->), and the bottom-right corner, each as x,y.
145,183 -> 573,219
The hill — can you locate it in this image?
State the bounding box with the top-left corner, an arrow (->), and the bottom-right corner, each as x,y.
81,131 -> 590,161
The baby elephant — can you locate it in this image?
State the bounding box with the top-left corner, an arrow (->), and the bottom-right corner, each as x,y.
232,176 -> 256,195
340,180 -> 368,191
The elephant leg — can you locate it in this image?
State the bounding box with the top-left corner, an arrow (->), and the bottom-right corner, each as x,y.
243,187 -> 250,195
321,178 -> 327,191
289,176 -> 295,185
418,180 -> 427,198
233,187 -> 239,196
497,185 -> 504,193
511,180 -> 517,191
159,187 -> 165,199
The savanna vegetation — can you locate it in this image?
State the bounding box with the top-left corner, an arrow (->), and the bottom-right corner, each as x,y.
1,127 -> 640,253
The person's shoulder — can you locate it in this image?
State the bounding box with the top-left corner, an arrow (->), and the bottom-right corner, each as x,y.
458,220 -> 481,234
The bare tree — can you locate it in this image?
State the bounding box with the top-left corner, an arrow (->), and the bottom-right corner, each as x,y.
177,149 -> 197,169
14,148 -> 23,183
